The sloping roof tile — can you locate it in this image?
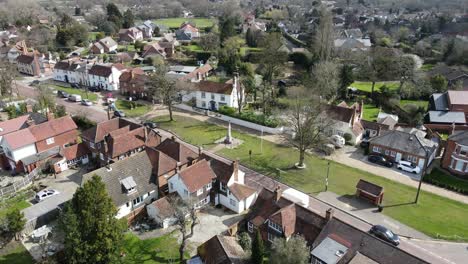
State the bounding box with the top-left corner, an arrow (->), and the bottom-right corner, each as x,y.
229,183 -> 256,201
178,159 -> 217,193
155,138 -> 198,164
3,129 -> 36,149
62,143 -> 90,161
28,116 -> 77,141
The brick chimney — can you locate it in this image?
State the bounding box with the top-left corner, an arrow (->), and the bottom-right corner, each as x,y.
326,208 -> 334,221
274,186 -> 282,202
232,159 -> 239,182
25,117 -> 34,127
26,104 -> 33,113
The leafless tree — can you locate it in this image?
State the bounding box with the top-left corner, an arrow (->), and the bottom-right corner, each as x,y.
168,196 -> 199,263
0,61 -> 17,99
310,61 -> 339,101
283,87 -> 334,168
146,64 -> 178,121
314,8 -> 334,61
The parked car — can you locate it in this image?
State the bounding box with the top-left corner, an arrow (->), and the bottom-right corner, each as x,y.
88,87 -> 101,92
68,94 -> 82,102
369,225 -> 400,246
114,110 -> 125,117
397,160 -> 421,174
70,83 -> 80,88
81,99 -> 92,106
143,121 -> 157,129
35,189 -> 60,202
368,154 -> 393,167
128,96 -> 138,101
329,135 -> 345,148
58,90 -> 69,98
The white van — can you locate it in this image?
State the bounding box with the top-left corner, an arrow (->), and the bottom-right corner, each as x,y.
68,94 -> 82,102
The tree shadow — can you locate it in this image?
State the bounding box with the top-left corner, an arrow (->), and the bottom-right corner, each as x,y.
381,202 -> 415,208
337,194 -> 376,211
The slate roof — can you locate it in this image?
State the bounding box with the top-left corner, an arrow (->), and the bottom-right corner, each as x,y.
21,146 -> 60,166
99,37 -> 117,48
16,54 -> 35,64
229,183 -> 256,201
369,130 -> 437,157
88,64 -> 113,77
198,235 -> 248,264
82,151 -> 157,206
312,218 -> 428,264
311,236 -> 349,264
428,111 -> 466,124
177,159 -> 217,193
448,130 -> 468,145
28,116 -> 77,141
155,138 -> 198,165
430,93 -> 449,111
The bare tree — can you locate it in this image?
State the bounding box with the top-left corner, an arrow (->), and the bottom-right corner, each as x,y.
0,61 -> 17,99
314,8 -> 334,61
168,196 -> 199,263
146,64 -> 178,121
283,87 -> 333,168
310,61 -> 339,101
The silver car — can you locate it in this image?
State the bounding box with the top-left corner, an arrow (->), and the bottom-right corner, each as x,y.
35,189 -> 60,202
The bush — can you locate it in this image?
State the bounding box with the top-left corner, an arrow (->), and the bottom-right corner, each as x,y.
218,106 -> 279,128
72,115 -> 96,130
219,105 -> 236,116
424,168 -> 468,195
343,133 -> 353,143
238,232 -> 251,250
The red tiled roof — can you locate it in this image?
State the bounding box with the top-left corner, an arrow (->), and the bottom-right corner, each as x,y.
108,127 -> 146,158
88,64 -> 113,77
206,156 -> 234,184
197,80 -> 234,95
150,196 -> 175,219
62,143 -> 90,160
3,129 -> 36,149
28,116 -> 77,141
0,115 -> 29,137
155,138 -> 198,165
178,159 -> 217,193
16,54 -> 35,64
82,118 -> 141,143
146,147 -> 177,176
229,183 -> 256,201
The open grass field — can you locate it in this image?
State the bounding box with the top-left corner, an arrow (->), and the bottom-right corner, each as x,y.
181,44 -> 203,53
362,104 -> 380,121
115,100 -> 151,117
122,232 -> 184,264
0,241 -> 34,264
50,85 -> 98,102
153,115 -> 468,241
154,17 -> 215,29
351,81 -> 399,93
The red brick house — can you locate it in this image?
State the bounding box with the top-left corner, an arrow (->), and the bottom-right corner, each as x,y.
441,131 -> 468,177
119,68 -> 148,98
28,115 -> 78,153
119,27 -> 143,43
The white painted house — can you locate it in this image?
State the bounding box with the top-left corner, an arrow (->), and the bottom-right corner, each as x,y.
146,196 -> 177,228
53,60 -> 90,86
0,129 -> 37,172
87,64 -> 124,91
168,159 -> 216,208
193,77 -> 243,111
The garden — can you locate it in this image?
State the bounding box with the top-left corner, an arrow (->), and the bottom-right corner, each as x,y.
122,232 -> 185,264
153,114 -> 468,241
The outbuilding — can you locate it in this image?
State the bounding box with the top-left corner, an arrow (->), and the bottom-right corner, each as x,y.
355,179 -> 384,205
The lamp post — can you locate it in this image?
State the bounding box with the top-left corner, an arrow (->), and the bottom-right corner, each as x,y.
415,148 -> 430,204
325,161 -> 330,192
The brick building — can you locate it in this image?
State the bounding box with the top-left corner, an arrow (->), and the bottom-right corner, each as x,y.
441,130 -> 468,177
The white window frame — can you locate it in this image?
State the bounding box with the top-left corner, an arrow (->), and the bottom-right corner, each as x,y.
384,149 -> 389,155
220,182 -> 227,192
202,101 -> 206,108
372,146 -> 381,153
268,232 -> 274,242
220,95 -> 225,101
248,221 -> 254,233
46,137 -> 55,145
89,142 -> 95,149
205,182 -> 212,191
197,188 -> 203,196
201,92 -> 206,98
390,151 -> 396,157
268,221 -> 282,233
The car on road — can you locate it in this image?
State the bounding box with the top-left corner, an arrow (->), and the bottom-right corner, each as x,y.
143,121 -> 157,129
396,160 -> 421,174
58,90 -> 69,98
35,189 -> 60,202
114,110 -> 125,117
368,154 -> 393,167
68,94 -> 82,102
81,99 -> 93,106
369,225 -> 400,246
329,135 -> 345,148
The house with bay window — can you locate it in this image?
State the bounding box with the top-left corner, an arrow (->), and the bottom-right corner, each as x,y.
442,131 -> 468,176
369,130 -> 438,170
82,151 -> 158,221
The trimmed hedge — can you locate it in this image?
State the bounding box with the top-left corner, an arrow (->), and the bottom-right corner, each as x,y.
218,106 -> 280,128
424,168 -> 468,195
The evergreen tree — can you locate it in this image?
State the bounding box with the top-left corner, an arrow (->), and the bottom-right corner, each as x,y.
251,229 -> 264,264
122,9 -> 135,29
106,3 -> 123,28
245,28 -> 256,47
59,175 -> 126,264
6,208 -> 26,239
219,16 -> 237,43
339,64 -> 354,98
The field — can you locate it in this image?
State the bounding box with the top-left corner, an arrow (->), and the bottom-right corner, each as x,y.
351,81 -> 400,93
154,18 -> 215,29
154,115 -> 468,241
115,100 -> 151,117
122,233 -> 184,264
362,103 -> 380,121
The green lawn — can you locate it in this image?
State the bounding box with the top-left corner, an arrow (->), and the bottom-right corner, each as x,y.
400,100 -> 428,110
118,44 -> 137,52
351,81 -> 400,93
420,64 -> 435,71
154,115 -> 468,241
182,44 -> 203,53
122,233 -> 183,264
240,47 -> 262,56
154,17 -> 215,29
88,32 -> 100,41
362,104 -> 380,121
115,100 -> 151,117
0,190 -> 32,218
0,242 -> 34,264
51,85 -> 98,102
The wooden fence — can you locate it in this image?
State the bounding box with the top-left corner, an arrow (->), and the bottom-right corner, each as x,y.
0,168 -> 39,198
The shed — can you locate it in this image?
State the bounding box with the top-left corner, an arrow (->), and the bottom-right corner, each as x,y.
355,179 -> 384,205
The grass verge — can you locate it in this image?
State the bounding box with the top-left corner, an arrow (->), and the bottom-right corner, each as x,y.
50,85 -> 98,102
0,241 -> 34,264
351,81 -> 399,93
154,18 -> 214,29
115,100 -> 151,117
122,232 -> 184,264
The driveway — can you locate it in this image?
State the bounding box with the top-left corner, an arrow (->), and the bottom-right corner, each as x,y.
329,146 -> 468,204
21,168 -> 83,223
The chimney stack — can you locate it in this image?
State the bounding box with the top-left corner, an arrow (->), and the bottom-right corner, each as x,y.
26,104 -> 33,113
176,161 -> 182,173
171,135 -> 176,141
326,208 -> 334,221
274,186 -> 282,202
232,159 -> 239,182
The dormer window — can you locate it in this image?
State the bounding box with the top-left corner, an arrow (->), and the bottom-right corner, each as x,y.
122,176 -> 137,194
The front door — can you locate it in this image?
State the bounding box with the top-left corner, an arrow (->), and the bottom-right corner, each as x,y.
210,101 -> 216,111
396,152 -> 402,162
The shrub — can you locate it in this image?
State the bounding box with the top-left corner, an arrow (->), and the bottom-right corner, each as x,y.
238,232 -> 251,250
424,169 -> 468,195
343,133 -> 353,143
72,115 -> 96,130
219,105 -> 236,116
218,106 -> 280,128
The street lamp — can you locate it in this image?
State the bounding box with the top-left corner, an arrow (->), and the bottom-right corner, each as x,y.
415,148 -> 430,204
325,161 -> 330,192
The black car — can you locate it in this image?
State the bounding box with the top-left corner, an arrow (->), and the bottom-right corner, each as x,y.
143,121 -> 157,129
370,225 -> 400,246
114,110 -> 125,117
70,83 -> 80,88
58,90 -> 69,98
368,154 -> 393,167
88,87 -> 101,92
